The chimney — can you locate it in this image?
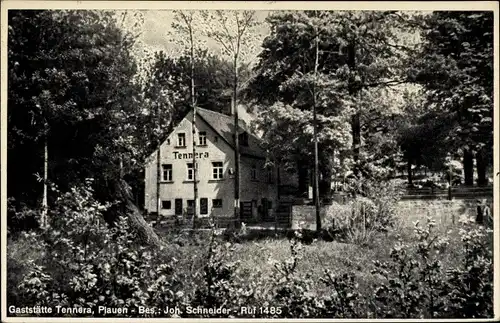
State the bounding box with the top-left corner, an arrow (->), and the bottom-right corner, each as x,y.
221,88 -> 233,116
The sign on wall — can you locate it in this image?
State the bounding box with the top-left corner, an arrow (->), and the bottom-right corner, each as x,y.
173,151 -> 209,159
290,205 -> 324,231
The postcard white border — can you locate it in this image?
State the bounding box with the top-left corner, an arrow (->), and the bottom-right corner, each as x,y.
1,1 -> 498,322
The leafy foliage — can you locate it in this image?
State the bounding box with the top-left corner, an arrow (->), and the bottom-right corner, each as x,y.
6,9 -> 494,320
7,10 -> 151,219
8,186 -> 493,318
324,180 -> 401,245
408,11 -> 493,184
246,11 -> 418,189
445,218 -> 493,317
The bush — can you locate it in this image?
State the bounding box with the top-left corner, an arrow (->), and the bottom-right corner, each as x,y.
369,216 -> 492,318
190,229 -> 241,317
266,231 -> 364,318
324,180 -> 401,245
7,197 -> 40,234
269,233 -> 319,318
370,217 -> 450,318
444,217 -> 493,318
7,231 -> 46,304
7,180 -> 493,319
319,271 -> 363,318
10,181 -> 186,317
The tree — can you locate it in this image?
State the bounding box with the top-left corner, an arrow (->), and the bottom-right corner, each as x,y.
8,10 -> 164,246
247,11 -> 412,200
200,10 -> 260,222
409,11 -> 494,186
171,10 -> 202,228
144,50 -> 246,122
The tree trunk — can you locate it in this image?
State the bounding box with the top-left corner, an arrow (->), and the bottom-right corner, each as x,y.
233,54 -> 241,226
277,165 -> 281,200
190,25 -> 198,229
41,135 -> 48,227
155,133 -> 161,225
312,19 -> 321,232
321,173 -> 332,199
407,158 -> 413,185
476,149 -> 488,187
115,179 -> 164,248
347,40 -> 361,175
298,162 -> 308,198
351,113 -> 361,169
463,149 -> 474,186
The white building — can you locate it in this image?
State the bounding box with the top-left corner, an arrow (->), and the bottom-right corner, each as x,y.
144,107 -> 281,221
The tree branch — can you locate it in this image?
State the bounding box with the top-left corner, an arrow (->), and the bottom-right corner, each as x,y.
216,10 -> 236,54
363,79 -> 408,88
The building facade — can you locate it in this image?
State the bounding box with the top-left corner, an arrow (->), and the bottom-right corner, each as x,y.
144,107 -> 279,220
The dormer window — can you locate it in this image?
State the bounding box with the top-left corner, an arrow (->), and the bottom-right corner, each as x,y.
198,131 -> 207,146
251,164 -> 257,180
177,133 -> 186,147
239,132 -> 249,146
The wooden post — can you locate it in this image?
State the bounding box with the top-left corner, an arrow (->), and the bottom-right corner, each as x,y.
448,162 -> 452,201
274,206 -> 278,234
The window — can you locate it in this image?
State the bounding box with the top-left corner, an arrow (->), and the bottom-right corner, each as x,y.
177,133 -> 186,147
261,198 -> 269,217
212,162 -> 223,179
187,200 -> 194,216
213,199 -> 223,208
187,163 -> 195,180
167,138 -> 170,145
198,132 -> 207,146
162,164 -> 172,181
251,164 -> 257,180
267,168 -> 274,183
161,200 -> 171,209
239,132 -> 249,146
200,198 -> 208,215
175,199 -> 183,215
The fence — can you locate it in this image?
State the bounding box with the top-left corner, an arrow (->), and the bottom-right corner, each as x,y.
149,202 -> 293,230
148,196 -> 492,231
402,186 -> 493,200
396,199 -> 493,228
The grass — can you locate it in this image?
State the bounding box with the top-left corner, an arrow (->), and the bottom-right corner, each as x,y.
7,199 -> 483,314
394,199 -> 478,229
150,199 -> 475,300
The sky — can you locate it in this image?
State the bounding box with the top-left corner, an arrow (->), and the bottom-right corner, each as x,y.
121,10 -> 272,68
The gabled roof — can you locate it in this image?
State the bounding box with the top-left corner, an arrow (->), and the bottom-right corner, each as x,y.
196,107 -> 267,159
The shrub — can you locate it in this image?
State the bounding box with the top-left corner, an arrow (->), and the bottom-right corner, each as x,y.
190,229 -> 241,317
444,217 -> 493,318
8,180 -> 493,319
324,180 -> 401,245
319,271 -> 363,318
267,232 -> 364,318
371,217 -> 450,318
11,181 -> 186,317
269,232 -> 319,318
370,215 -> 492,319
